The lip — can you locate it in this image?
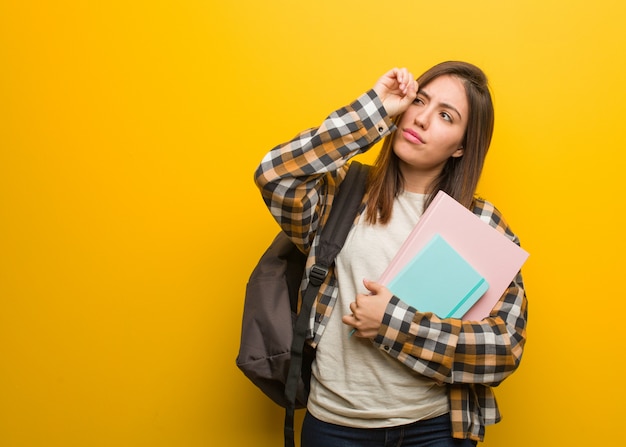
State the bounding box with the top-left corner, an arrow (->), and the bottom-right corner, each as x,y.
402,128 -> 425,144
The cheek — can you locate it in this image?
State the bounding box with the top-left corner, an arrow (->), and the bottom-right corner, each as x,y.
392,113 -> 415,144
396,111 -> 414,130
391,130 -> 401,149
438,126 -> 465,151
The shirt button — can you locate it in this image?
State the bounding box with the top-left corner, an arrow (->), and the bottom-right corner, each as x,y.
378,126 -> 384,133
383,346 -> 390,352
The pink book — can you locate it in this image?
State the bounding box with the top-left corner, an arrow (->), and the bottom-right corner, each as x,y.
378,191 -> 529,320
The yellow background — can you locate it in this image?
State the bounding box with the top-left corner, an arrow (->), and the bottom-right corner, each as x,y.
1,1 -> 625,446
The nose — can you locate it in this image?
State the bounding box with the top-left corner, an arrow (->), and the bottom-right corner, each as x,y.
413,107 -> 429,130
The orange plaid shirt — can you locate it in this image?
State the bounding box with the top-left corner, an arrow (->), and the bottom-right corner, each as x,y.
255,90 -> 528,442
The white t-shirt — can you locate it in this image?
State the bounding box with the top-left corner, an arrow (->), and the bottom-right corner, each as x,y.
307,191 -> 449,428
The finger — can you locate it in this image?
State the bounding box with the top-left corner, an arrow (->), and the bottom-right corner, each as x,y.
400,68 -> 411,92
374,67 -> 401,98
349,301 -> 357,314
341,313 -> 357,327
403,71 -> 416,95
396,68 -> 404,88
401,79 -> 418,105
410,79 -> 418,96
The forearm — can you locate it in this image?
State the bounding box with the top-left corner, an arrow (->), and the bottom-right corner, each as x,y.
373,273 -> 527,386
254,90 -> 393,249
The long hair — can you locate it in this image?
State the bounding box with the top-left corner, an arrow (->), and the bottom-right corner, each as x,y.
365,61 -> 495,224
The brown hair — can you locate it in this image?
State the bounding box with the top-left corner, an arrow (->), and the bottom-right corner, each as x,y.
365,61 -> 495,224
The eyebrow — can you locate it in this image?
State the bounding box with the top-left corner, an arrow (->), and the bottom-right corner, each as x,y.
418,89 -> 463,120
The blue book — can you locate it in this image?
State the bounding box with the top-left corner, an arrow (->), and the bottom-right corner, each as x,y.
386,234 -> 489,318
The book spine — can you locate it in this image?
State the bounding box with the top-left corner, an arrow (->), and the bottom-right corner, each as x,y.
446,278 -> 488,318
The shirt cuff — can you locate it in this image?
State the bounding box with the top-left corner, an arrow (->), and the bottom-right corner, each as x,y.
351,89 -> 396,138
372,296 -> 415,356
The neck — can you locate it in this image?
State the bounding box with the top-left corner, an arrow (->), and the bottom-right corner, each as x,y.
399,162 -> 441,194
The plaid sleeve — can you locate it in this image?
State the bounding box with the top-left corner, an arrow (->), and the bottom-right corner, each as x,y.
373,200 -> 528,386
254,90 -> 393,252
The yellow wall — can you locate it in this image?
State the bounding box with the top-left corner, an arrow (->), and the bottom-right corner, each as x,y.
1,1 -> 625,446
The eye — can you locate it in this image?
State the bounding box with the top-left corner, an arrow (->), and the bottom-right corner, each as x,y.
440,111 -> 452,122
413,97 -> 425,105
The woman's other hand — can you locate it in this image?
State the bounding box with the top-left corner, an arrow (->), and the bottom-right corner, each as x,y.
342,279 -> 393,339
373,67 -> 418,118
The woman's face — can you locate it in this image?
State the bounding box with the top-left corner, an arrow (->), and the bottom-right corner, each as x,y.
392,74 -> 469,188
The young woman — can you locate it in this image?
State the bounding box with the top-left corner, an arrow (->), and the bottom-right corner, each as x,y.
254,62 -> 527,446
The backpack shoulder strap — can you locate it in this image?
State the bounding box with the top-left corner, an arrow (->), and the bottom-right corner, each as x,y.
284,161 -> 370,447
315,161 -> 370,267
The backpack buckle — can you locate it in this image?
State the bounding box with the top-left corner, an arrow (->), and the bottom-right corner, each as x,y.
309,264 -> 328,286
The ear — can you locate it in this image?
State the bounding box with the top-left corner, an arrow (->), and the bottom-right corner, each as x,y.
451,145 -> 464,158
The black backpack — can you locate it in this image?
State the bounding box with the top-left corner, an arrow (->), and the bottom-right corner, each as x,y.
236,161 -> 370,447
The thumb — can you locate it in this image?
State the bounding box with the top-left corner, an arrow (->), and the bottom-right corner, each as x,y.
363,278 -> 383,295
